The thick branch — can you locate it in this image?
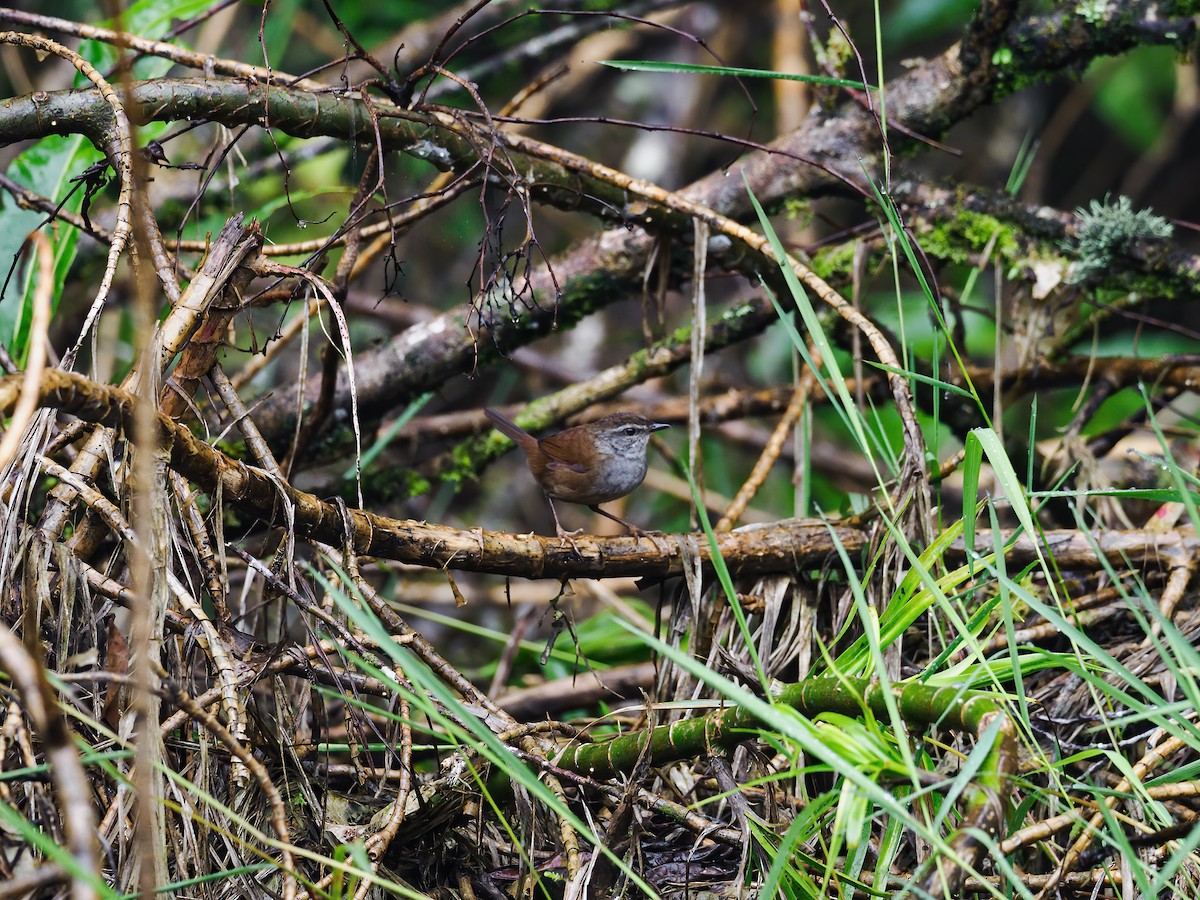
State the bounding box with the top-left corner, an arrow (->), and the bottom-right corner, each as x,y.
0,371 -> 863,579
6,372 -> 1189,578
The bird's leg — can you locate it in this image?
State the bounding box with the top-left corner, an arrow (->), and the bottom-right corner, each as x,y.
589,505 -> 639,533
589,505 -> 670,553
546,495 -> 584,554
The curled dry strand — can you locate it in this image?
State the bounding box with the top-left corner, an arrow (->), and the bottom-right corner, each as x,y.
0,31 -> 134,367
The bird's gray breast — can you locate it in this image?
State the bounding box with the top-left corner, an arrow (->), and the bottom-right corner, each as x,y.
586,451 -> 649,501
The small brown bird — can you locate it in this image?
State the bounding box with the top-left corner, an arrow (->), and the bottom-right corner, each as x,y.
484,408 -> 669,538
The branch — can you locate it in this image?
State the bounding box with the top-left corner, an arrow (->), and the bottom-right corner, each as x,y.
0,370 -> 865,579
9,371 -> 1189,578
893,178 -> 1200,297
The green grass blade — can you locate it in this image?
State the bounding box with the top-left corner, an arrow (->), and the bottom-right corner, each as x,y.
601,59 -> 866,90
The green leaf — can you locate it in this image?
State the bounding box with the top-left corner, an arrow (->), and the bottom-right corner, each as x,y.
885,0 -> 977,46
81,0 -> 217,77
964,427 -> 1039,557
0,136 -> 100,359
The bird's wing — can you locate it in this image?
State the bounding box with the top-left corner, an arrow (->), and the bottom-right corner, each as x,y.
537,435 -> 589,473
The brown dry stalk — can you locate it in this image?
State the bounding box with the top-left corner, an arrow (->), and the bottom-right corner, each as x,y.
1036,731 -> 1192,898
0,232 -> 52,472
0,624 -> 99,900
37,456 -> 249,787
153,663 -> 299,900
41,215 -> 258,547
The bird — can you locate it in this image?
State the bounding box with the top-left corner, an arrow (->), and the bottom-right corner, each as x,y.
484,408 -> 669,539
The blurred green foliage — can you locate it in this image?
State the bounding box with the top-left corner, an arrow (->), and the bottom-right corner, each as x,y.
885,0 -> 977,47
1091,46 -> 1176,152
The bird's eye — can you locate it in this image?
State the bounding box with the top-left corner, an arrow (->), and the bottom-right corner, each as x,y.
624,426 -> 637,436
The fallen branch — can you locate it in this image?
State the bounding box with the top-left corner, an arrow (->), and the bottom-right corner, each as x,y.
0,371 -> 863,579
3,371 -> 1193,581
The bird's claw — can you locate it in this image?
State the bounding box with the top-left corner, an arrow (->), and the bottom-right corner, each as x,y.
630,527 -> 671,555
554,526 -> 586,555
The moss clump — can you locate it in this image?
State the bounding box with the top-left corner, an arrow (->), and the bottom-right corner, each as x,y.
666,322 -> 693,346
924,210 -> 1019,266
442,440 -> 485,492
809,241 -> 858,282
783,198 -> 812,225
383,469 -> 432,499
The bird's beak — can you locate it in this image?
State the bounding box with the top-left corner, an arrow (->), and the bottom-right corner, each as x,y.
651,422 -> 670,432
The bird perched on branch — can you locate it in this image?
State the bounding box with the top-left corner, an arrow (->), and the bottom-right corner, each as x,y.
484,408 -> 669,539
